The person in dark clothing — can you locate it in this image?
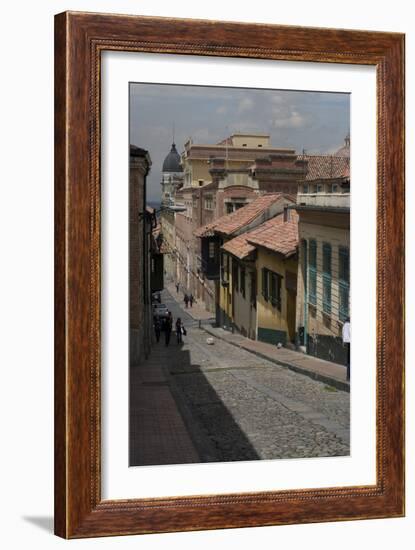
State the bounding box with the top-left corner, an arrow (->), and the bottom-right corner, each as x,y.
189,293 -> 194,307
154,317 -> 161,343
164,311 -> 173,346
184,294 -> 189,308
176,282 -> 179,293
176,317 -> 183,344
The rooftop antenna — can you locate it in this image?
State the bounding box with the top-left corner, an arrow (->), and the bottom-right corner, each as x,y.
172,122 -> 175,145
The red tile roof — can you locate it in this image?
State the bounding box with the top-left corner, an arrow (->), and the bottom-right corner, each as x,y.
221,233 -> 256,260
194,193 -> 287,238
222,210 -> 299,259
232,210 -> 298,259
300,155 -> 350,181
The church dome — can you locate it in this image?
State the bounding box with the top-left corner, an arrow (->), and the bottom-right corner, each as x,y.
162,143 -> 183,173
335,134 -> 350,157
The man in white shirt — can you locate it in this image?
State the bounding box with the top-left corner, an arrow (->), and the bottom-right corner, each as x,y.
342,318 -> 350,381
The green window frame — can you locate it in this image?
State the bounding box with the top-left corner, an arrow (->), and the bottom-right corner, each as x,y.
270,271 -> 282,310
339,246 -> 350,321
262,267 -> 269,301
232,260 -> 239,292
308,239 -> 317,306
240,267 -> 246,298
322,242 -> 332,314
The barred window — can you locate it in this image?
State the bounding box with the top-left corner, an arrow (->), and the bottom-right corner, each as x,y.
262,268 -> 269,301
339,246 -> 350,321
322,242 -> 332,314
240,267 -> 246,298
308,239 -> 317,306
270,272 -> 282,310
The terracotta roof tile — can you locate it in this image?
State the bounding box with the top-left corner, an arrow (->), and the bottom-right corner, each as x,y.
221,233 -> 256,260
299,155 -> 350,181
222,210 -> 299,260
194,193 -> 286,238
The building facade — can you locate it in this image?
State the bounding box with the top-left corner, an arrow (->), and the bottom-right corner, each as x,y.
129,145 -> 152,366
295,154 -> 350,365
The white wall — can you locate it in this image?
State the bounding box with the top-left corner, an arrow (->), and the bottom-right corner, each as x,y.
0,0 -> 413,548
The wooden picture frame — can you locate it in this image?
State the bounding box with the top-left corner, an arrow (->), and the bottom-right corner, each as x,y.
54,11 -> 405,538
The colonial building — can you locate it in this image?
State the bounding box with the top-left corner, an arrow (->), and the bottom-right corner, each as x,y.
196,193 -> 294,326
160,142 -> 184,284
129,145 -> 152,366
166,134 -> 306,311
220,206 -> 298,342
295,153 -> 350,365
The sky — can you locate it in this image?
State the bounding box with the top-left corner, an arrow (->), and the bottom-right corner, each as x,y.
130,83 -> 350,202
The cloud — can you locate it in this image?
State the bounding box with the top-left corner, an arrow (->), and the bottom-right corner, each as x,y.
237,96 -> 254,113
273,110 -> 306,129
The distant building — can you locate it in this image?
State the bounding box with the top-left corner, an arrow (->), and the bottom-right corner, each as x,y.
160,142 -> 184,284
166,134 -> 306,311
295,150 -> 350,365
129,145 -> 152,365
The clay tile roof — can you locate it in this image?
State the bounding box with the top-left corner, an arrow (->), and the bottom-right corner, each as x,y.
194,193 -> 284,238
246,210 -> 299,258
299,155 -> 350,181
221,233 -> 256,260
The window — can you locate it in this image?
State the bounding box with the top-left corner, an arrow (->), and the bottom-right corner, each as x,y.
204,196 -> 213,210
303,184 -> 309,194
270,272 -> 282,310
339,246 -> 350,321
317,184 -> 324,193
331,183 -> 339,193
308,239 -> 317,305
250,272 -> 257,307
208,241 -> 215,259
322,243 -> 332,314
240,267 -> 246,298
232,261 -> 239,292
226,203 -> 234,214
262,268 -> 269,301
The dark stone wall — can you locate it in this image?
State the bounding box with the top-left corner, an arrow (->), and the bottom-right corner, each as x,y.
257,327 -> 287,346
306,334 -> 348,366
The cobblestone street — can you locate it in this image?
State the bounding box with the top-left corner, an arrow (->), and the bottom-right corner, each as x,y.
130,290 -> 350,466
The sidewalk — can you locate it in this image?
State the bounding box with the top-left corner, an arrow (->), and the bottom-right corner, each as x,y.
165,281 -> 215,321
201,325 -> 350,393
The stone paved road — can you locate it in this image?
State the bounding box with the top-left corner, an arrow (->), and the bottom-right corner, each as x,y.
131,290 -> 350,465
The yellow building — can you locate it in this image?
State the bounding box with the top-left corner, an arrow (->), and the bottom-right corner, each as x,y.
196,193 -> 294,328
181,133 -> 293,188
219,207 -> 299,344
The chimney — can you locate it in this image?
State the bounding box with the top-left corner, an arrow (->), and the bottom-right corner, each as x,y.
283,205 -> 290,222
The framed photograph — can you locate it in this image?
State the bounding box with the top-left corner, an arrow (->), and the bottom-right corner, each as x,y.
54,11 -> 404,538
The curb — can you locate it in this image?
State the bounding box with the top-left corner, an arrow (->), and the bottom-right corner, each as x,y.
201,326 -> 350,393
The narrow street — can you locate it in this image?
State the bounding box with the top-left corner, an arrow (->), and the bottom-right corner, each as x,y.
130,289 -> 350,466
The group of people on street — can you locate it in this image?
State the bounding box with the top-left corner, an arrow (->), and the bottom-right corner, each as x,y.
184,293 -> 194,308
175,282 -> 195,309
153,310 -> 186,347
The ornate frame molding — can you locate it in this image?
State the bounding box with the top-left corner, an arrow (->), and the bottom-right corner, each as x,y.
55,11 -> 404,538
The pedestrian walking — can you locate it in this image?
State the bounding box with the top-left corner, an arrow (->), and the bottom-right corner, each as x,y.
164,311 -> 173,347
176,282 -> 179,293
184,293 -> 189,308
189,293 -> 194,307
154,317 -> 161,343
176,317 -> 183,344
342,317 -> 351,381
